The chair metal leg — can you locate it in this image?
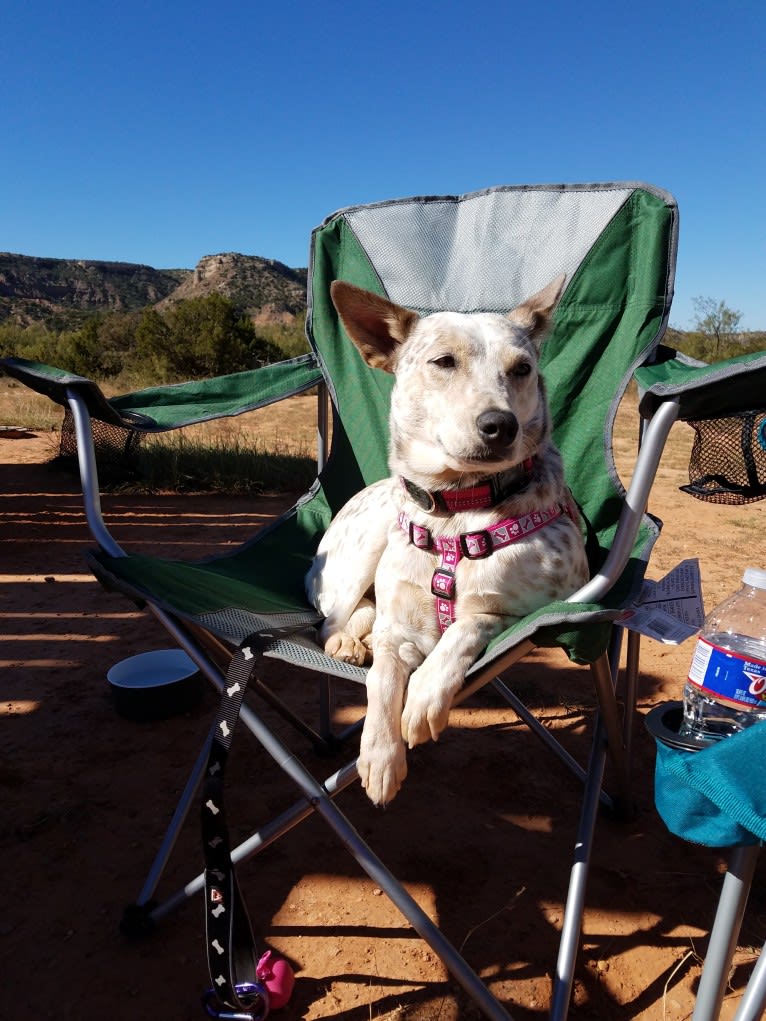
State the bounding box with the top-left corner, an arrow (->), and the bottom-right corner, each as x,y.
491,674 -> 614,813
149,760 -> 360,924
140,606 -> 514,1019
318,672 -> 332,738
232,697 -> 518,1020
589,634 -> 632,818
733,936 -> 766,1021
550,626 -> 627,1019
693,844 -> 760,1021
137,723 -> 213,906
120,722 -> 215,936
251,676 -> 338,753
622,628 -> 641,783
550,713 -> 609,1020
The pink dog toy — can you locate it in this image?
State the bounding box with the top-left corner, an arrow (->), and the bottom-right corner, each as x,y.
256,951 -> 295,1011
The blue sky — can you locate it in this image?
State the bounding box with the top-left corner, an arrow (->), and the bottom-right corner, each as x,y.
2,0 -> 765,329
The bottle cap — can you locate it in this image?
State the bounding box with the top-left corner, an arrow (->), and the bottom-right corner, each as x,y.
743,567 -> 766,590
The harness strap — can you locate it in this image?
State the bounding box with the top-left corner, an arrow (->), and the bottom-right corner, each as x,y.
399,503 -> 571,633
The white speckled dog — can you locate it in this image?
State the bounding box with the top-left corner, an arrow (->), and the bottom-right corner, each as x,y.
305,276 -> 589,805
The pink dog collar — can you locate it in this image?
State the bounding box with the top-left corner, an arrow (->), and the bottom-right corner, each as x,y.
400,458 -> 535,513
398,504 -> 570,633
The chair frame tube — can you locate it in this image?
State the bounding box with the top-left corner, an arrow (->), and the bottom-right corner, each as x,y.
733,926 -> 766,1021
693,844 -> 761,1021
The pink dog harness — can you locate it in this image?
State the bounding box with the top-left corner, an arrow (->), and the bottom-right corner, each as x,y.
398,503 -> 573,633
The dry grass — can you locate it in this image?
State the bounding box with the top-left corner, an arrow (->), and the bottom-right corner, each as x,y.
0,379 -> 62,430
0,375 -> 323,494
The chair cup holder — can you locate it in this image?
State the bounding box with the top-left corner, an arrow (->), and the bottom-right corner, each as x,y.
644,701 -> 761,847
645,700 -> 714,753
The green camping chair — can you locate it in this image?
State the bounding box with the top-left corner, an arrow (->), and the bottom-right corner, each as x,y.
4,181 -> 766,1021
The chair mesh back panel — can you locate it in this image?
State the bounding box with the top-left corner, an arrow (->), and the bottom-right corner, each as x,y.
681,409 -> 766,504
342,185 -> 637,315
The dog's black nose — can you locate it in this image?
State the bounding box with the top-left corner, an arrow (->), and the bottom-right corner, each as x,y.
476,409 -> 518,448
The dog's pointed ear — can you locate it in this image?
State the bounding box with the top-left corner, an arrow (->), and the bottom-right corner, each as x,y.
507,273 -> 566,345
330,281 -> 419,372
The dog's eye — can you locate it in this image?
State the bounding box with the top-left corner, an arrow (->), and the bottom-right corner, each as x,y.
510,361 -> 532,378
430,355 -> 456,370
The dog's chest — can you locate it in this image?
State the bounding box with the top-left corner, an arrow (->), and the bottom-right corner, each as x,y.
377,519 -> 529,617
378,505 -> 586,630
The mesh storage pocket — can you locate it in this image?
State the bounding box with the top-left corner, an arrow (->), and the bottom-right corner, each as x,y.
59,408 -> 144,469
681,409 -> 766,504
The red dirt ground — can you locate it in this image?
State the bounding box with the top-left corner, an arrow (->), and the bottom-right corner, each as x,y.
2,409 -> 765,1021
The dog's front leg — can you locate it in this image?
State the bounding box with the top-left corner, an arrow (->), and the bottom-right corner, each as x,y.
401,614 -> 508,748
357,633 -> 422,805
306,478 -> 396,665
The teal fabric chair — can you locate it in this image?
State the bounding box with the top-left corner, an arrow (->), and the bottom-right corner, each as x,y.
648,707 -> 766,1020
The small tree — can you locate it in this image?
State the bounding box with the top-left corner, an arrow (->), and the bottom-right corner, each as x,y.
59,312 -> 140,378
691,296 -> 743,358
136,307 -> 174,378
134,295 -> 283,381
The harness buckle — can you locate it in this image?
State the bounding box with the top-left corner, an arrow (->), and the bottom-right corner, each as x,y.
408,520 -> 432,549
431,568 -> 456,600
460,530 -> 493,559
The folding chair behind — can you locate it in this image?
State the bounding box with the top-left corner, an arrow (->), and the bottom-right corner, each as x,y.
5,181 -> 766,1020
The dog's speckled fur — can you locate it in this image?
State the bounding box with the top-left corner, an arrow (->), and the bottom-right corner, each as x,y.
305,277 -> 589,804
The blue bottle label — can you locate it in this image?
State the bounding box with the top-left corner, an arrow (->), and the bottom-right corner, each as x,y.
688,638 -> 766,708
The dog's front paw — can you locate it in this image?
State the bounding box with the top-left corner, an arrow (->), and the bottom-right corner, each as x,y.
357,727 -> 407,806
324,631 -> 369,666
401,673 -> 452,748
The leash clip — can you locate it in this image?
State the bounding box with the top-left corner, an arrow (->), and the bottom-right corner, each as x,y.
202,982 -> 269,1021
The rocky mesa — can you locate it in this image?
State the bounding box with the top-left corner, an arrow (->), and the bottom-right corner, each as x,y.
0,251 -> 308,329
158,253 -> 307,323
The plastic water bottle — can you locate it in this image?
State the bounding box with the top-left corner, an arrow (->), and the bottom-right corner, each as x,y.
680,567 -> 766,743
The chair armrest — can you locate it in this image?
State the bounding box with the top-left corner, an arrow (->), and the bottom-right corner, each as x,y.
1,357 -> 125,424
0,354 -> 323,432
635,349 -> 766,420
